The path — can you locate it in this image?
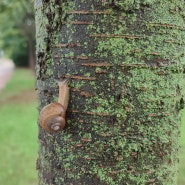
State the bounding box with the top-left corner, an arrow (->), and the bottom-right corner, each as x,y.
0,58 -> 15,90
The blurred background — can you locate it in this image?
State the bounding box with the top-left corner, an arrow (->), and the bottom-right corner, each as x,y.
0,0 -> 38,185
0,0 -> 184,185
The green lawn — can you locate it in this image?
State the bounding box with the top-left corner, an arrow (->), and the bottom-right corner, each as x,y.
0,68 -> 184,185
0,68 -> 38,185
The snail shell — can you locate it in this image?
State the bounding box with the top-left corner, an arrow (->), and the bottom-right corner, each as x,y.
39,102 -> 66,132
39,79 -> 69,132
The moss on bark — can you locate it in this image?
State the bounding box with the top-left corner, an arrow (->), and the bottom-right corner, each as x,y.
35,0 -> 185,184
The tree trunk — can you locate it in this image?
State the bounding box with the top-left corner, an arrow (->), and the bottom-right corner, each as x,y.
28,35 -> 36,71
35,1 -> 185,185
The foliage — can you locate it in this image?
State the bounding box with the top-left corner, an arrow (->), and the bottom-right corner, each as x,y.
0,0 -> 35,67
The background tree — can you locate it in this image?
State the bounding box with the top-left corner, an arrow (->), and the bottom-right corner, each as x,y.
35,1 -> 185,185
0,0 -> 35,69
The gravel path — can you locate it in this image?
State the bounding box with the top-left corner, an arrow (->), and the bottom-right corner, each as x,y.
0,58 -> 15,90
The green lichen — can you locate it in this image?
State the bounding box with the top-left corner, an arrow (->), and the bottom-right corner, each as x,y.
36,0 -> 185,184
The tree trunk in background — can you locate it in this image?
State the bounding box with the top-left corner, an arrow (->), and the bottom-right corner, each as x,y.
28,35 -> 36,71
35,1 -> 185,184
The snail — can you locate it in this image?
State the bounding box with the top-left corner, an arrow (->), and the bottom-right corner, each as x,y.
39,79 -> 69,132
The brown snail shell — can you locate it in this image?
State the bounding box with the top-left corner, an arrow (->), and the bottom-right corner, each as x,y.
39,79 -> 69,132
39,102 -> 66,132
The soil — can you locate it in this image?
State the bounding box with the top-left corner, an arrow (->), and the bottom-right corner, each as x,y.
0,89 -> 37,106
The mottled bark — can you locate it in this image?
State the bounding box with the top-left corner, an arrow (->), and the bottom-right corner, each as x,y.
35,1 -> 185,184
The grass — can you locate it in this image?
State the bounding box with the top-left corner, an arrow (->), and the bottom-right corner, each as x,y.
0,68 -> 184,185
0,68 -> 35,100
0,68 -> 38,185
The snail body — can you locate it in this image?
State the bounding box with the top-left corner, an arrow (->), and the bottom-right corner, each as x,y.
39,80 -> 69,132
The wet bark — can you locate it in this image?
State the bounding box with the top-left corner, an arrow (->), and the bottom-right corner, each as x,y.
35,1 -> 185,184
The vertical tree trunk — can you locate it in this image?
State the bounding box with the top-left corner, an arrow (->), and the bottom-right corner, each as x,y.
35,1 -> 185,184
28,35 -> 36,71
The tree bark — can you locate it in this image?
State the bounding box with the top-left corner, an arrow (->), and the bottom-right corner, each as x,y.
35,1 -> 185,184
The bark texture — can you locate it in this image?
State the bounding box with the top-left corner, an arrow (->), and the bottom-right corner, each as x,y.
35,1 -> 185,184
